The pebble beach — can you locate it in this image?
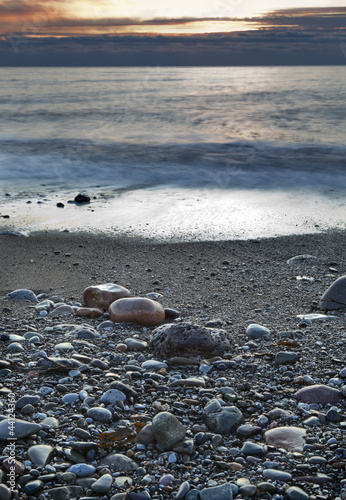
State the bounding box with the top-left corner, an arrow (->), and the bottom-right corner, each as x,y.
0,229 -> 345,500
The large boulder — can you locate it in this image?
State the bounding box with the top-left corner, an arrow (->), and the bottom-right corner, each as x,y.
149,322 -> 230,359
320,275 -> 346,310
83,283 -> 131,310
109,297 -> 165,327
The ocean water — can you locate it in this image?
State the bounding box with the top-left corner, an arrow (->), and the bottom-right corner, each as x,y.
0,66 -> 346,239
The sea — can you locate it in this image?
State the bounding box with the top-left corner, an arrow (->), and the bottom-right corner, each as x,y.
0,66 -> 346,240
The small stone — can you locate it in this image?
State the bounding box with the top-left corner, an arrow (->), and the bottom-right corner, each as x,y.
239,484 -> 257,497
91,473 -> 113,494
287,255 -> 317,264
236,424 -> 262,437
62,393 -> 80,405
28,445 -> 54,466
76,307 -> 103,319
109,297 -> 165,327
241,441 -> 267,457
100,389 -> 127,405
86,407 -> 113,423
263,469 -> 292,482
170,377 -> 206,388
164,308 -> 180,319
275,352 -> 298,365
136,424 -> 156,445
246,323 -> 271,339
264,427 -> 306,452
25,480 -> 44,494
49,305 -> 74,317
2,457 -> 25,474
152,412 -> 186,450
83,283 -> 131,310
320,275 -> 346,310
67,464 -> 96,477
295,384 -> 342,404
129,490 -> 151,500
100,453 -> 138,471
285,486 -> 311,499
175,481 -> 190,499
141,360 -> 167,370
200,482 -> 233,500
6,288 -> 38,302
0,484 -> 12,500
202,399 -> 243,435
7,342 -> 24,353
56,342 -> 74,351
126,338 -> 147,351
74,193 -> 90,203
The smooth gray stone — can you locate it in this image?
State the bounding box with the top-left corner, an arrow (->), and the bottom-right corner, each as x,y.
6,288 -> 38,302
287,255 -> 317,264
263,469 -> 292,482
320,275 -> 346,310
175,481 -> 190,499
28,445 -> 54,466
200,482 -> 233,500
91,474 -> 113,494
285,486 -> 310,500
275,352 -> 298,365
67,464 -> 96,477
16,395 -> 40,410
49,305 -> 75,317
202,399 -> 243,434
100,453 -> 138,471
86,407 -> 113,423
100,389 -> 126,404
141,360 -> 167,370
126,338 -> 147,350
0,418 -> 41,440
41,417 -> 59,429
246,323 -> 271,339
7,342 -> 24,353
152,412 -> 186,450
62,393 -> 80,404
241,441 -> 267,457
110,494 -> 127,500
0,484 -> 13,500
186,490 -> 201,500
24,480 -> 44,494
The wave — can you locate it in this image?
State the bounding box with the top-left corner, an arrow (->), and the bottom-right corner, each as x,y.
0,138 -> 345,193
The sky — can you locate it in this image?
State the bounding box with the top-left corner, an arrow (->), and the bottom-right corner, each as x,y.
0,0 -> 345,65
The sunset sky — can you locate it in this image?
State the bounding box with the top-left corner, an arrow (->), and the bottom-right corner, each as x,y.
0,0 -> 345,65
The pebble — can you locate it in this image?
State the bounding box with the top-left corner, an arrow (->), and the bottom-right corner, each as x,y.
320,275 -> 346,310
49,305 -> 75,317
100,389 -> 127,404
275,351 -> 298,365
67,464 -> 96,477
264,426 -> 306,452
246,323 -> 271,339
0,484 -> 12,500
86,407 -> 113,423
296,384 -> 342,404
152,411 -> 186,450
91,473 -> 113,494
175,481 -> 190,499
6,288 -> 38,302
28,445 -> 54,466
109,297 -> 165,326
62,393 -> 80,404
285,486 -> 310,500
0,418 -> 41,440
200,482 -> 233,500
100,453 -> 138,471
263,468 -> 292,482
202,399 -> 243,434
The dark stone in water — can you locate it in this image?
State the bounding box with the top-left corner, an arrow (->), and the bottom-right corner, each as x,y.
74,193 -> 90,203
56,202 -> 65,208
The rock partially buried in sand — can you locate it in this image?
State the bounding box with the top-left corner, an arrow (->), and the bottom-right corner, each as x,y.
264,426 -> 306,452
76,307 -> 104,319
6,289 -> 38,303
83,283 -> 131,310
149,322 -> 230,359
320,275 -> 346,310
109,297 -> 165,327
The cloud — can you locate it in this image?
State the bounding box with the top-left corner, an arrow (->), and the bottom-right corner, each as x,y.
1,29 -> 345,66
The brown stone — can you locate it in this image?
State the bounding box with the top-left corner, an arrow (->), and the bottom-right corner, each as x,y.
264,426 -> 306,452
295,384 -> 342,404
108,297 -> 165,327
2,458 -> 25,475
83,283 -> 131,310
76,307 -> 103,319
149,322 -> 230,359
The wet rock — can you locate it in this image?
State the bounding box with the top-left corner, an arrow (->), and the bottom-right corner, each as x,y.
152,411 -> 186,450
320,275 -> 346,310
76,307 -> 104,318
236,424 -> 262,438
109,297 -> 165,326
264,426 -> 306,452
202,399 -> 243,434
175,481 -> 190,499
295,384 -> 342,404
6,288 -> 38,302
149,322 -> 230,359
83,283 -> 131,310
0,484 -> 12,500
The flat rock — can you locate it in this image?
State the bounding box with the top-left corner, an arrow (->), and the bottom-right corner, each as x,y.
0,418 -> 41,441
141,360 -> 167,370
109,297 -> 165,326
200,482 -> 233,500
241,441 -> 267,456
149,322 -> 230,359
263,469 -> 292,482
83,283 -> 131,310
49,305 -> 75,317
202,399 -> 243,434
100,453 -> 138,471
285,486 -> 309,500
67,463 -> 96,477
28,444 -> 54,466
275,352 -> 298,365
246,323 -> 271,339
76,307 -> 104,318
320,275 -> 346,310
169,377 -> 206,388
6,288 -> 38,302
264,426 -> 306,452
236,424 -> 262,438
152,411 -> 186,450
44,486 -> 83,500
126,338 -> 148,351
295,384 -> 342,404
